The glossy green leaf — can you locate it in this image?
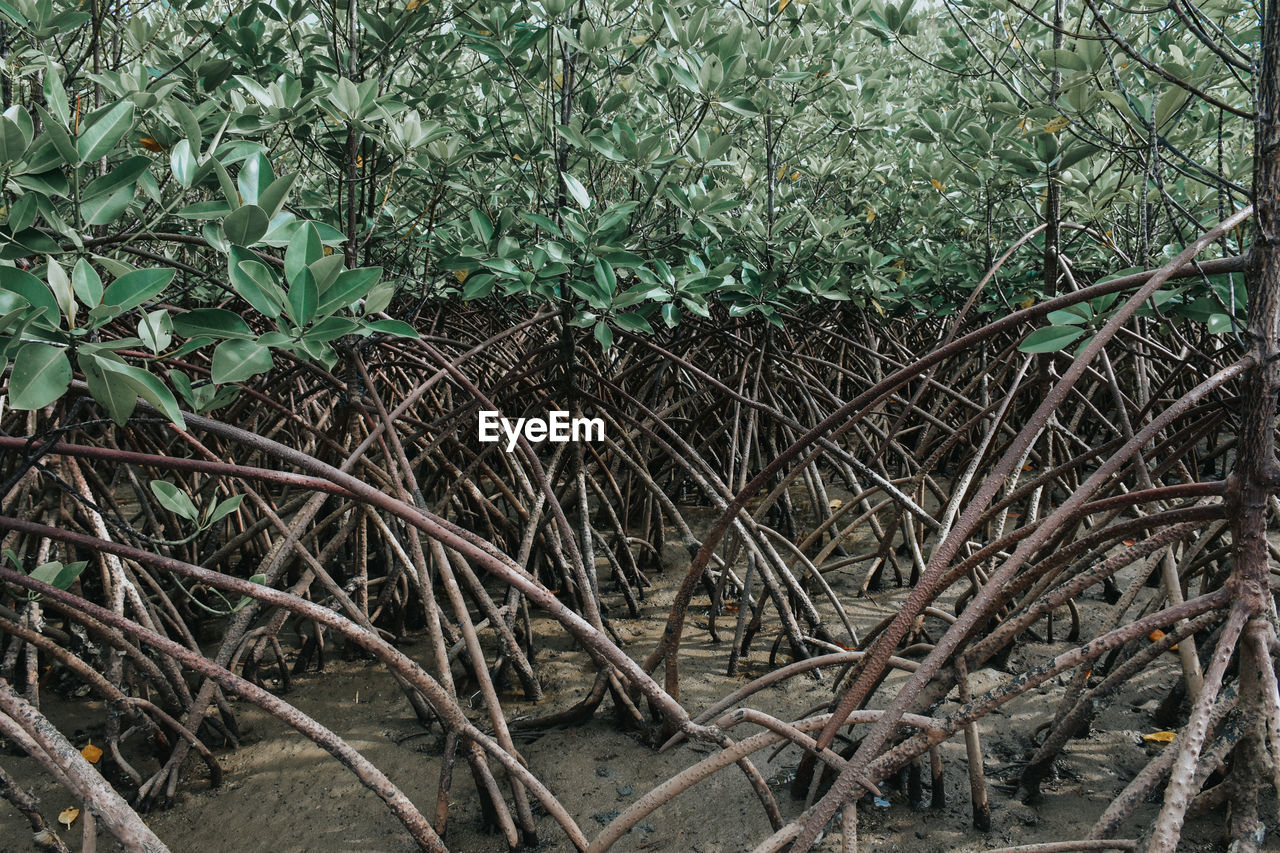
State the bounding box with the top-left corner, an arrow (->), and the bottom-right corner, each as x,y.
77,100 -> 134,164
286,223 -> 323,285
72,259 -> 102,307
150,480 -> 199,521
211,338 -> 273,384
316,266 -> 381,316
28,560 -> 87,591
173,308 -> 253,339
1018,325 -> 1085,353
8,342 -> 71,409
562,172 -> 591,209
102,268 -> 175,313
95,357 -> 186,429
224,204 -> 269,245
286,265 -> 318,326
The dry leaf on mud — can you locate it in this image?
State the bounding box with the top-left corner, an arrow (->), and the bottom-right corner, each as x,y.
58,807 -> 79,829
80,742 -> 103,764
1143,731 -> 1177,744
828,498 -> 843,510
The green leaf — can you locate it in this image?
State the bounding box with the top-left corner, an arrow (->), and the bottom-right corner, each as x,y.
363,318 -> 418,338
28,560 -> 87,591
43,62 -> 69,126
72,259 -> 102,307
231,251 -> 284,318
45,256 -> 74,326
1037,49 -> 1087,72
170,139 -> 197,188
77,100 -> 134,164
305,316 -> 360,342
138,309 -> 173,353
1018,325 -> 1085,353
95,358 -> 186,429
82,183 -> 135,226
8,342 -> 71,409
80,350 -> 137,424
469,208 -> 494,244
316,266 -> 381,317
211,338 -> 273,384
0,266 -> 58,320
173,308 -> 253,339
593,320 -> 613,351
719,97 -> 759,117
236,152 -> 273,205
285,222 -> 323,285
35,105 -> 76,166
176,200 -> 233,220
593,257 -> 616,296
1207,313 -> 1236,334
102,268 -> 174,313
363,280 -> 395,315
82,156 -> 150,199
562,172 -> 591,209
150,480 -> 199,521
286,266 -> 318,326
308,253 -> 346,293
206,494 -> 245,525
257,173 -> 298,218
519,212 -> 561,237
224,204 -> 269,245
1154,87 -> 1191,131
613,312 -> 653,333
0,117 -> 28,164
1046,305 -> 1091,326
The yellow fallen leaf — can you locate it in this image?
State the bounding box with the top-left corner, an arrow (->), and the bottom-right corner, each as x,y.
1019,296 -> 1036,310
80,742 -> 103,764
1044,115 -> 1070,133
791,171 -> 800,181
1143,731 -> 1177,744
58,807 -> 79,829
828,499 -> 843,510
865,206 -> 876,223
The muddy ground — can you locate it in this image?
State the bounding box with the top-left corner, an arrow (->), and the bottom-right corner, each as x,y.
0,499 -> 1245,852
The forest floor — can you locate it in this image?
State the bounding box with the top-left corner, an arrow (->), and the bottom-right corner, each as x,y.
0,499 -> 1237,852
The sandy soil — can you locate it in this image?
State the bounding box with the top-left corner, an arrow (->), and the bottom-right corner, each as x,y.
0,500 -> 1245,852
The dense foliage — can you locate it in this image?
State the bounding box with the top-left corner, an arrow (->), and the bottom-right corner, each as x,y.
0,0 -> 1259,417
